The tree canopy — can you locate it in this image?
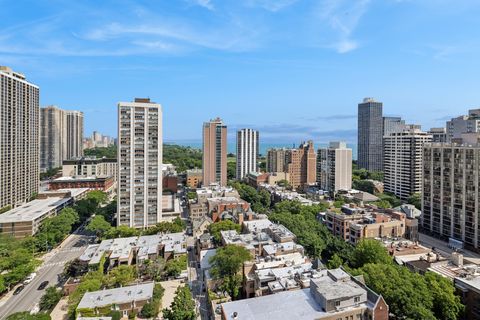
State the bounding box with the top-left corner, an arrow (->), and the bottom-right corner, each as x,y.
354,264 -> 463,320
209,244 -> 251,299
162,286 -> 196,320
208,220 -> 241,244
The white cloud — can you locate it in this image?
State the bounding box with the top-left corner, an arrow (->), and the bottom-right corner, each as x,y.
315,0 -> 371,53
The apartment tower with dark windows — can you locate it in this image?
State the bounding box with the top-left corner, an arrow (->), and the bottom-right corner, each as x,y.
358,98 -> 384,171
203,118 -> 227,186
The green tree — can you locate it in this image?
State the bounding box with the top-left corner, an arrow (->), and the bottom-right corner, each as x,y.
140,302 -> 157,318
39,287 -> 62,312
208,220 -> 241,244
0,276 -> 5,293
209,245 -> 251,299
104,225 -> 140,239
163,144 -> 202,173
326,253 -> 343,269
356,263 -> 436,319
351,239 -> 392,268
352,180 -> 375,194
227,161 -> 236,180
40,167 -> 61,180
408,192 -> 421,210
138,257 -> 166,281
165,255 -> 187,278
104,265 -> 137,288
143,218 -> 185,235
373,199 -> 391,209
84,146 -> 117,158
63,258 -> 88,278
96,198 -> 117,224
86,190 -> 108,206
86,215 -> 112,237
162,286 -> 196,320
424,272 -> 464,320
6,312 -> 51,320
376,193 -> 401,208
74,198 -> 98,222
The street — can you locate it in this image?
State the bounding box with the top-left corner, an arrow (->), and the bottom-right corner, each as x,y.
0,229 -> 93,319
418,232 -> 480,259
188,244 -> 211,320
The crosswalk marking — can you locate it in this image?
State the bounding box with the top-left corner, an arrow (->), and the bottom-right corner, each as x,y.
38,261 -> 71,269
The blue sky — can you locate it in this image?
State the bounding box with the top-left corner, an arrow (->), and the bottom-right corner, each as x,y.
1,0 -> 480,144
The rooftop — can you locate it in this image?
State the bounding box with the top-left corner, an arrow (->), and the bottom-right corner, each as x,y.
221,268 -> 378,320
77,282 -> 154,310
0,196 -> 72,223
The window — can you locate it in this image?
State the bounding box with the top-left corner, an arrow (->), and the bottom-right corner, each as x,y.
335,301 -> 341,307
354,296 -> 360,303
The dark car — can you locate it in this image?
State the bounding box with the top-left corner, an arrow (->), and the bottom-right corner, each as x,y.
13,285 -> 25,295
37,281 -> 49,290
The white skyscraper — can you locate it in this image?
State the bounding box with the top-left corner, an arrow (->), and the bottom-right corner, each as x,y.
0,66 -> 39,209
236,128 -> 259,180
117,98 -> 163,228
317,142 -> 352,193
384,126 -> 432,200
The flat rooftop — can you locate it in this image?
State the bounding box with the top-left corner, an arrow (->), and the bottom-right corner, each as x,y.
0,197 -> 71,223
222,269 -> 372,320
52,176 -> 112,182
77,282 -> 154,309
222,287 -> 326,320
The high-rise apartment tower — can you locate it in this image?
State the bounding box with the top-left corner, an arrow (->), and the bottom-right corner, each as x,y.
236,128 -> 259,180
358,98 -> 383,171
0,66 -> 39,208
202,118 -> 227,186
317,142 -> 352,193
117,98 -> 162,228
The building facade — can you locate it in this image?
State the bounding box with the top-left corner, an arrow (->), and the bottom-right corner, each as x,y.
428,127 -> 448,143
285,141 -> 316,190
358,98 -> 383,172
422,143 -> 480,251
317,142 -> 352,193
186,168 -> 203,188
383,116 -> 406,136
40,106 -> 84,171
117,98 -> 163,228
266,148 -> 287,173
446,109 -> 480,142
65,110 -> 84,160
40,106 -> 65,170
0,66 -> 40,209
202,118 -> 227,186
236,128 -> 259,180
62,157 -> 117,181
383,126 -> 432,200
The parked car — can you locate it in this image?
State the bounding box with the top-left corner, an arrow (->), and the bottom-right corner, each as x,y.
23,273 -> 37,285
13,285 -> 25,295
37,281 -> 49,290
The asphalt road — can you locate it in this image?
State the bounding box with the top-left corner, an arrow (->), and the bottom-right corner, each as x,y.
0,229 -> 94,319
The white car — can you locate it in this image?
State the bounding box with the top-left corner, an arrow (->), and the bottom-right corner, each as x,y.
23,273 -> 37,285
